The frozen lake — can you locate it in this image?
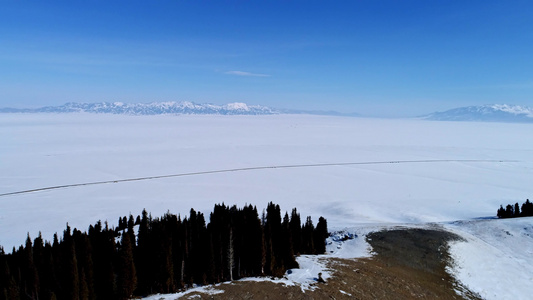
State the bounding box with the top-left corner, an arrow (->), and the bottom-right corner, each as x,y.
1,113 -> 532,248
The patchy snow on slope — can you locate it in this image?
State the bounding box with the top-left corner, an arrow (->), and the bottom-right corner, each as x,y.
282,225 -> 378,292
142,284 -> 225,300
339,289 -> 353,296
237,276 -> 295,286
285,254 -> 332,292
327,227 -> 374,259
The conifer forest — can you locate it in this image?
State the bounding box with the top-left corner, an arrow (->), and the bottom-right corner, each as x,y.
497,199 -> 533,219
0,202 -> 328,300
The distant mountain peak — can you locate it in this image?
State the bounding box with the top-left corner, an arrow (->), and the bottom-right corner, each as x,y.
223,102 -> 250,111
422,104 -> 533,122
488,104 -> 533,117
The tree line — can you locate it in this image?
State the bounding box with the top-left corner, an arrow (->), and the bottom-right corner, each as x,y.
0,202 -> 328,300
497,199 -> 533,218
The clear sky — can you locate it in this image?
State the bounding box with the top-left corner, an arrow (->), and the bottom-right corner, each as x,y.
1,1 -> 532,117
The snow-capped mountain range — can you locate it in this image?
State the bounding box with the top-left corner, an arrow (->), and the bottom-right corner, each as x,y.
421,104 -> 533,122
0,101 -> 363,117
0,101 -> 279,115
2,102 -> 532,122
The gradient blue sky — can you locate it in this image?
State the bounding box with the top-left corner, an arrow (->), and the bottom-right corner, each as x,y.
1,1 -> 532,116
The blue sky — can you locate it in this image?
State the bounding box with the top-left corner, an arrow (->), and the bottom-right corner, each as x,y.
1,1 -> 532,116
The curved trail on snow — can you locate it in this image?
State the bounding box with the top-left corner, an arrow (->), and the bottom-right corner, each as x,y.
0,159 -> 514,198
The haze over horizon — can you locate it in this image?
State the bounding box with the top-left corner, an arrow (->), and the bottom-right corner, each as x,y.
1,1 -> 532,117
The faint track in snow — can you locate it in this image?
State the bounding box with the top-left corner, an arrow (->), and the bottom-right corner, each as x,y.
0,159 -> 514,197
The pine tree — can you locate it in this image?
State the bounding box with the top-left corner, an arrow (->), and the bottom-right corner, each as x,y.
117,232 -> 137,300
42,242 -> 59,300
302,216 -> 315,254
241,205 -> 263,277
281,213 -> 298,269
289,208 -> 302,255
23,234 -> 39,299
522,199 -> 533,217
497,205 -> 505,218
227,228 -> 234,281
1,251 -> 21,300
90,222 -> 116,299
265,202 -> 283,276
314,217 -> 328,254
127,215 -> 135,233
135,209 -> 151,295
79,267 -> 89,300
63,226 -> 80,300
514,203 -> 521,217
204,233 -> 216,283
72,229 -> 96,300
505,204 -> 514,218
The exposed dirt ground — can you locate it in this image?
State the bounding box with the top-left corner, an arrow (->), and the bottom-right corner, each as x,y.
172,228 -> 482,300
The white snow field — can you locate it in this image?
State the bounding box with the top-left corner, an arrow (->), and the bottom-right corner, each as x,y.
1,113 -> 532,299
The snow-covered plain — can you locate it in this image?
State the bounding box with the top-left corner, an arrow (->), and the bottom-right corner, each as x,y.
1,113 -> 532,299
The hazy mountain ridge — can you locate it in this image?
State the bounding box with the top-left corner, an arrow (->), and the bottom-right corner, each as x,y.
0,102 -> 363,117
5,102 -> 532,121
422,104 -> 533,122
0,101 -> 279,115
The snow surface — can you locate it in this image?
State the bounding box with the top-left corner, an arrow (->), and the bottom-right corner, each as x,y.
1,113 -> 533,298
445,218 -> 533,299
491,104 -> 533,117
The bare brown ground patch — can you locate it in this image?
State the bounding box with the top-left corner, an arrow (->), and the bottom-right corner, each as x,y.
173,228 -> 481,300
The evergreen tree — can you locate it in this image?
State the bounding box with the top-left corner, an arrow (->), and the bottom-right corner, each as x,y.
497,205 -> 505,218
73,229 -> 95,300
89,222 -> 116,299
289,208 -> 302,255
63,226 -> 80,300
242,205 -> 263,277
522,199 -> 533,217
41,242 -> 60,300
0,202 -> 329,299
0,246 -> 20,300
127,215 -> 135,233
0,258 -> 19,300
281,213 -> 298,269
314,217 -> 328,254
117,232 -> 136,300
497,199 -> 533,219
505,204 -> 514,218
265,202 -> 283,276
302,216 -> 315,254
514,203 -> 521,217
227,228 -> 234,281
79,267 -> 89,300
204,233 -> 216,283
22,234 -> 39,299
135,209 -> 152,296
